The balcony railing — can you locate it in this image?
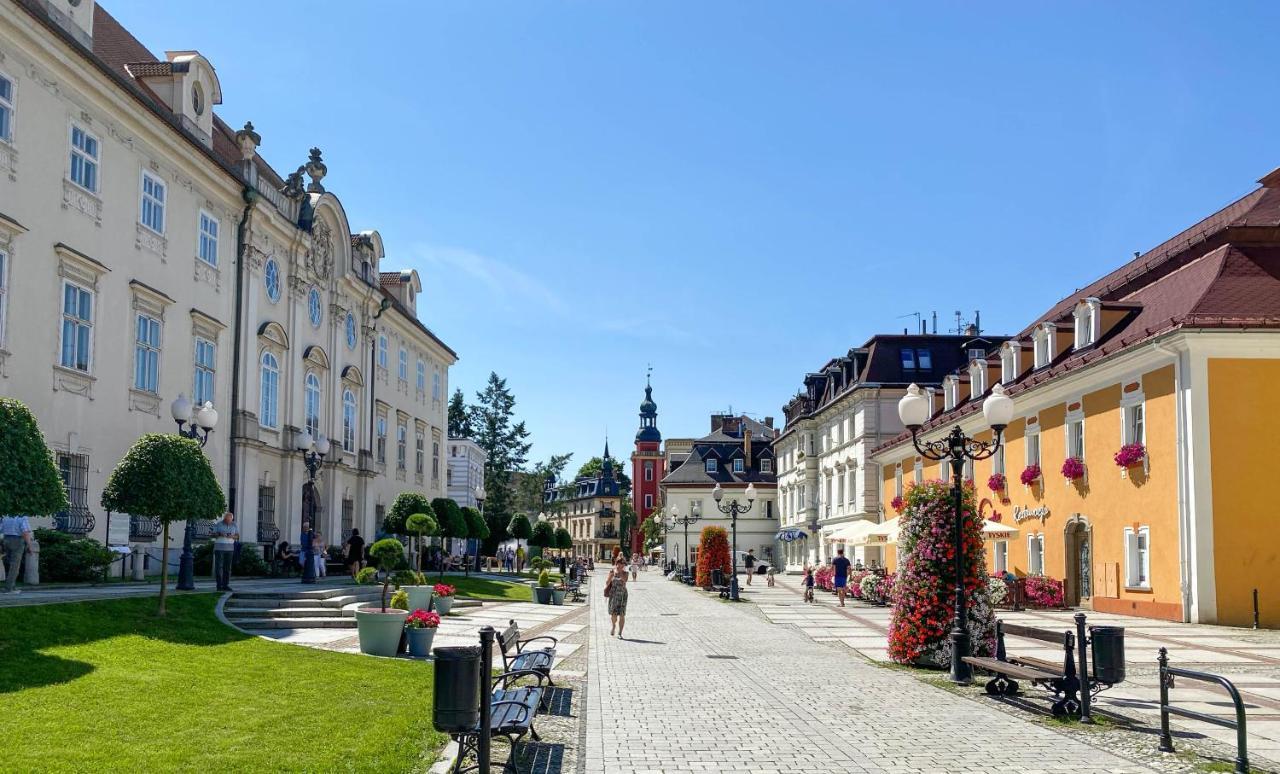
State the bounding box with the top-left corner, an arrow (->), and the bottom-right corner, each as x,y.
129,514 -> 161,542
191,520 -> 216,541
53,507 -> 95,536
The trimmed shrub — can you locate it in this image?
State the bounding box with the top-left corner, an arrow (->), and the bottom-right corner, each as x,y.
355,566 -> 378,585
461,507 -> 488,541
386,492 -> 433,536
33,528 -> 113,582
0,399 -> 69,516
390,588 -> 409,611
193,542 -> 269,577
694,526 -> 731,589
368,538 -> 406,611
529,521 -> 554,549
507,514 -> 533,541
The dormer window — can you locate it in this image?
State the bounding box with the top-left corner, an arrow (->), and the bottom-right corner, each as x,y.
1033,323 -> 1055,369
705,458 -> 718,474
943,375 -> 959,410
1073,297 -> 1102,349
1000,342 -> 1020,384
970,360 -> 988,396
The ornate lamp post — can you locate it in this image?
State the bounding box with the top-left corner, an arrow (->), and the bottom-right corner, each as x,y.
665,501 -> 701,576
897,382 -> 1014,684
295,430 -> 330,584
171,394 -> 217,591
712,482 -> 756,601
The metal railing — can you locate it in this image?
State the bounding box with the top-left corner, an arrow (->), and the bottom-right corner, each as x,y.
257,522 -> 280,545
191,520 -> 216,541
1158,647 -> 1250,773
129,514 -> 161,542
53,506 -> 95,536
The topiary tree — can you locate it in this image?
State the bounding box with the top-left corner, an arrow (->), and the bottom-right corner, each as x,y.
432,498 -> 468,579
529,520 -> 554,557
101,433 -> 224,616
888,479 -> 995,667
386,491 -> 432,536
554,527 -> 572,554
0,398 -> 69,517
461,507 -> 488,576
405,512 -> 438,573
368,537 -> 406,612
695,525 -> 731,589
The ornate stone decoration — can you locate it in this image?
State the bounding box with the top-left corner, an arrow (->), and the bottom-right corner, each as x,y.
136,223 -> 168,259
62,178 -> 102,226
309,220 -> 333,280
305,147 -> 327,193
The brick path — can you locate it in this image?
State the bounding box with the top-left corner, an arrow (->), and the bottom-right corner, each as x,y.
585,571 -> 1154,774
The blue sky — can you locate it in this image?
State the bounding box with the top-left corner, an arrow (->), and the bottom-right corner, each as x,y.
110,1 -> 1280,468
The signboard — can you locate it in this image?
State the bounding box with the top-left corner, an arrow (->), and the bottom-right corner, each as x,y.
1012,505 -> 1050,524
106,512 -> 130,546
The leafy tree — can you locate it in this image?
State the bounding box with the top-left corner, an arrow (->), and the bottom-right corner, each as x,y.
101,434 -> 224,616
432,498 -> 467,579
368,538 -> 406,612
514,453 -> 574,515
447,388 -> 472,438
576,456 -> 632,498
386,491 -> 432,536
695,525 -> 731,590
461,507 -> 488,576
618,499 -> 636,559
0,398 -> 68,516
554,527 -> 572,554
640,512 -> 664,550
405,512 -> 438,573
507,514 -> 533,542
469,373 -> 532,553
529,520 -> 554,551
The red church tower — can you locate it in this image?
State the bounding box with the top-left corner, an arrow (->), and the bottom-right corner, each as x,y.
630,375 -> 664,554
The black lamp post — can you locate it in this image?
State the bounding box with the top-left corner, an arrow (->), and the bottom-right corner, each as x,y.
295,430 -> 330,584
898,382 -> 1014,684
665,502 -> 701,575
713,482 -> 756,601
475,484 -> 486,573
171,394 -> 217,591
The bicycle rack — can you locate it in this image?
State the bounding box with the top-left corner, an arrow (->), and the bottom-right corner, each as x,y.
1157,647 -> 1250,773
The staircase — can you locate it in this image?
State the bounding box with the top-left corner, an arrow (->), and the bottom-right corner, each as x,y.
223,586 -> 385,630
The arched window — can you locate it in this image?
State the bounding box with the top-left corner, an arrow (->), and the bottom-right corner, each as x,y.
260,352 -> 279,428
304,372 -> 321,437
342,389 -> 357,452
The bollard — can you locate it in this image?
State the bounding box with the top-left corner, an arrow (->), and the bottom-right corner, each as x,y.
478,626 -> 495,774
132,546 -> 146,581
1158,649 -> 1174,753
1253,589 -> 1260,630
24,539 -> 40,586
1074,613 -> 1093,723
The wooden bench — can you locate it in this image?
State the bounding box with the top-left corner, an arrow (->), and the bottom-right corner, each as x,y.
963,619 -> 1084,718
453,667 -> 549,774
495,620 -> 558,699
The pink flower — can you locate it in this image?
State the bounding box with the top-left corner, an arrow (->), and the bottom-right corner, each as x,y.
1061,457 -> 1085,480
433,583 -> 456,597
1019,464 -> 1041,486
1114,443 -> 1145,468
987,473 -> 1007,493
406,609 -> 441,628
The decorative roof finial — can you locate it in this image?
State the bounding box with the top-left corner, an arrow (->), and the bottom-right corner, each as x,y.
281,165 -> 306,198
235,121 -> 260,161
305,147 -> 327,193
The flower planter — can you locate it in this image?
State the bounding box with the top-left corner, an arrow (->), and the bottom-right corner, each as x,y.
354,607 -> 409,657
405,585 -> 434,613
406,627 -> 436,658
433,595 -> 455,616
551,588 -> 566,605
534,586 -> 554,604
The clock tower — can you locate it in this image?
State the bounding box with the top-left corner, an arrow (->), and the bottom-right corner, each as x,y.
631,375 -> 664,554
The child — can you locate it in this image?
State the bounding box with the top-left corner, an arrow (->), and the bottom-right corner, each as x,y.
803,567 -> 815,603
766,565 -> 777,587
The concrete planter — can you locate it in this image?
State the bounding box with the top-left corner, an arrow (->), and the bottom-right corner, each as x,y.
534,586 -> 554,605
406,627 -> 437,658
433,595 -> 455,616
551,588 -> 566,606
355,607 -> 409,657
405,585 -> 434,613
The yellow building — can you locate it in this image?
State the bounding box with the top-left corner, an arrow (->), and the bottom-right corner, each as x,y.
871,166 -> 1280,628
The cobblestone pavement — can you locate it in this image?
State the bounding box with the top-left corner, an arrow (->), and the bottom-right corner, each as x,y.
585,570 -> 1156,774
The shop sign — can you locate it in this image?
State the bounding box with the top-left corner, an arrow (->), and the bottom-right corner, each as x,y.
1012,505 -> 1050,523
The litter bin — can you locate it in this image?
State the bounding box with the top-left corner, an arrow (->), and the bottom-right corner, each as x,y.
433,645 -> 481,733
1090,626 -> 1126,685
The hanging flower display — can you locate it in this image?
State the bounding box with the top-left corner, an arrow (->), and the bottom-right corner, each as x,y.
986,473 -> 1007,493
1114,442 -> 1146,468
1019,464 -> 1041,486
1061,457 -> 1086,481
890,495 -> 905,513
1024,575 -> 1065,608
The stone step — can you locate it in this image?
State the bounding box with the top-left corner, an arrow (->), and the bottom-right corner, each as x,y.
229,616 -> 357,630
224,606 -> 354,619
230,585 -> 364,601
224,590 -> 383,610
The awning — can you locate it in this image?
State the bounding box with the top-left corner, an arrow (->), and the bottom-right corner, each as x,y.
824,520 -> 877,545
775,527 -> 809,542
983,520 -> 1019,540
863,517 -> 901,546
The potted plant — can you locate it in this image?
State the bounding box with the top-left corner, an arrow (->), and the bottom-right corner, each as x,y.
405,609 -> 441,657
1061,457 -> 1086,482
1114,442 -> 1145,469
987,473 -> 1007,494
354,538 -> 411,657
400,564 -> 434,613
432,583 -> 457,616
534,569 -> 554,604
551,579 -> 567,606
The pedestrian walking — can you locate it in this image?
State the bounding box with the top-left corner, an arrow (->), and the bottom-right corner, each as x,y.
211,511 -> 238,591
832,547 -> 852,607
345,528 -> 365,577
766,565 -> 776,587
803,566 -> 815,603
606,557 -> 629,638
743,549 -> 756,586
313,533 -> 327,578
629,555 -> 638,582
300,520 -> 316,584
1,514 -> 33,594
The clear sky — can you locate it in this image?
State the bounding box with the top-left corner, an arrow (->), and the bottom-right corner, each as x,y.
109,0 -> 1280,469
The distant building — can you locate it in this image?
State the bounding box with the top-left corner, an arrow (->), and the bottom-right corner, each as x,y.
630,377 -> 664,553
447,437 -> 487,510
543,444 -> 623,560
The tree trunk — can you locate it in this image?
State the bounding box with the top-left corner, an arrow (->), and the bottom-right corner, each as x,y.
158,522 -> 170,617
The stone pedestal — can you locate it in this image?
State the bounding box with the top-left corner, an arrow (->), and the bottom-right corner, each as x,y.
132,545 -> 146,580
23,539 -> 39,586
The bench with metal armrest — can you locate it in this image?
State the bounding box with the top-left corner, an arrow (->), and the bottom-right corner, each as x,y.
963,619 -> 1085,718
495,620 -> 558,699
450,668 -> 549,774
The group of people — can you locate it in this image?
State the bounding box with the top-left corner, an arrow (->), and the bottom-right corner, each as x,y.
276,522 -> 367,584
802,546 -> 855,605
496,545 -> 523,573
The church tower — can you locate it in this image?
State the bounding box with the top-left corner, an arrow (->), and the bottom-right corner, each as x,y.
631,374 -> 664,554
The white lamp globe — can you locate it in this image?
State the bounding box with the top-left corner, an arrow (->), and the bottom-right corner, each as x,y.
170,393 -> 193,423
712,483 -> 724,503
314,433 -> 331,456
195,402 -> 218,431
983,383 -> 1015,430
897,383 -> 930,429
745,483 -> 758,502
295,430 -> 314,451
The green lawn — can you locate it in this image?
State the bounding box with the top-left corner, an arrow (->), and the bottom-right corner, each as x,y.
436,574 -> 539,601
0,595 -> 445,773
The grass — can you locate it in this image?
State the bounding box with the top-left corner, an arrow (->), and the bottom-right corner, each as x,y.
443,575 -> 536,602
0,594 -> 445,772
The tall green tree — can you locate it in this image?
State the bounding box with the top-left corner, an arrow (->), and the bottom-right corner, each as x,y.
431,497 -> 468,579
469,373 -> 532,553
0,399 -> 69,517
385,491 -> 433,536
576,456 -> 632,498
515,453 -> 574,515
461,507 -> 488,576
447,388 -> 472,438
101,434 -> 224,616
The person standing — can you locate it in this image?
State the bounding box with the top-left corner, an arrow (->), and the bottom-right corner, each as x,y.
314,533 -> 328,578
832,547 -> 852,607
743,549 -> 756,586
300,520 -> 316,584
606,557 -> 629,638
803,565 -> 815,603
345,528 -> 365,578
211,512 -> 238,592
1,514 -> 33,594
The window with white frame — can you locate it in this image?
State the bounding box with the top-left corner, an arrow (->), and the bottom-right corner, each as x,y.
971,361 -> 987,395
1122,399 -> 1145,446
433,370 -> 441,401
415,430 -> 425,475
193,338 -> 215,405
1125,526 -> 1150,588
140,171 -> 166,234
1027,533 -> 1044,575
0,72 -> 12,142
761,458 -> 773,474
836,473 -> 845,505
60,281 -> 93,372
644,493 -> 653,509
304,373 -> 321,437
913,458 -> 923,485
416,360 -> 425,393
993,444 -> 1005,475
644,461 -> 654,481
69,124 -> 99,193
397,422 -> 407,470
994,540 -> 1008,574
133,314 -> 160,392
894,465 -> 903,497
705,458 -> 717,473
1000,344 -> 1017,384
1066,413 -> 1085,460
1026,426 -> 1041,467
432,440 -> 440,479
963,458 -> 974,483
376,414 -> 387,462
0,249 -> 8,347
377,335 -> 388,369
733,458 -> 744,474
398,348 -> 407,382
198,211 -> 219,266
939,459 -> 948,481
342,389 -> 357,452
1033,323 -> 1054,368
944,376 -> 958,410
259,352 -> 279,428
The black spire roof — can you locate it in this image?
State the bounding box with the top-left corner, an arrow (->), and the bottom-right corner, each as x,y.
636,375 -> 661,443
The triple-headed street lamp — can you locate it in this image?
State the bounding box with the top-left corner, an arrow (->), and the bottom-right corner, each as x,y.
295,430 -> 330,481
897,382 -> 1014,684
664,501 -> 701,576
171,394 -> 218,591
712,481 -> 756,602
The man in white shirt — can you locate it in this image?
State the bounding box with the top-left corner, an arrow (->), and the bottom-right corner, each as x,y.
1,514 -> 34,594
210,512 -> 238,591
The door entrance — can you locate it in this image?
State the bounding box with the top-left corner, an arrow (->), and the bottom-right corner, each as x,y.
1064,519 -> 1091,606
301,481 -> 321,537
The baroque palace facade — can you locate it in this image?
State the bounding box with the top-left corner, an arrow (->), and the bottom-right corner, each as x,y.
0,0 -> 455,563
871,166 -> 1280,627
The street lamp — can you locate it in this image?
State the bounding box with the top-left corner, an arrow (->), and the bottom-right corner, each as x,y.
171,394 -> 218,590
295,430 -> 329,584
898,381 -> 1014,684
713,482 -> 756,601
665,501 -> 701,576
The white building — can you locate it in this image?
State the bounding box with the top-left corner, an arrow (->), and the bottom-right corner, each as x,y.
446,437 -> 487,510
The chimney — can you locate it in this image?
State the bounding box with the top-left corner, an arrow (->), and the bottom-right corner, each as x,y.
744,428 -> 753,468
711,415 -> 725,433
764,416 -> 774,429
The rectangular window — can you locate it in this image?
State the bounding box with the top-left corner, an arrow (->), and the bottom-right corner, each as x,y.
140,171 -> 166,233
994,541 -> 1008,574
60,281 -> 93,372
901,349 -> 916,371
644,493 -> 653,509
416,360 -> 425,393
1028,533 -> 1044,575
0,249 -> 7,347
398,348 -> 408,381
963,458 -> 974,483
70,124 -> 99,192
1026,430 -> 1041,468
198,211 -> 219,266
760,458 -> 772,474
913,459 -> 923,485
133,315 -> 160,392
397,423 -> 407,470
193,338 -> 215,405
0,73 -> 12,142
916,349 -> 932,370
733,458 -> 744,474
1123,402 -> 1145,446
416,432 -> 425,475
1067,417 -> 1084,460
432,441 -> 440,480
56,452 -> 89,515
894,466 -> 903,498
257,486 -> 276,531
433,371 -> 441,401
376,415 -> 387,463
1125,526 -> 1150,588
644,461 -> 654,481
341,499 -> 354,538
705,459 -> 717,473
377,335 -> 388,369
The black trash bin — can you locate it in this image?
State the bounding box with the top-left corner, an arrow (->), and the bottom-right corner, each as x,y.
433,645 -> 481,733
712,568 -> 724,587
1090,626 -> 1126,685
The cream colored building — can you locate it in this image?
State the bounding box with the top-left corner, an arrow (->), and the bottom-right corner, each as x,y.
0,0 -> 455,570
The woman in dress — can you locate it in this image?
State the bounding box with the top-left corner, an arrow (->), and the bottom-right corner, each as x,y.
607,557 -> 629,638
